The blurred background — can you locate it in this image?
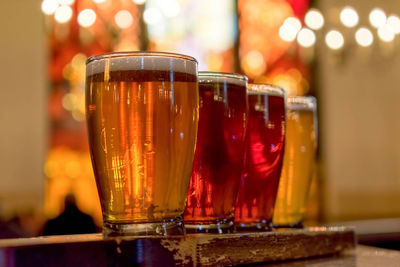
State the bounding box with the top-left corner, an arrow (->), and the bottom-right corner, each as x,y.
1,0 -> 400,239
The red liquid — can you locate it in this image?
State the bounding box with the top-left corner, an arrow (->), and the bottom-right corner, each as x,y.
184,81 -> 248,226
235,94 -> 285,228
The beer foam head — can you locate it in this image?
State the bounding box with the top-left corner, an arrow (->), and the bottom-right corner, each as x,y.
286,96 -> 317,111
86,52 -> 198,76
198,72 -> 248,86
247,83 -> 285,97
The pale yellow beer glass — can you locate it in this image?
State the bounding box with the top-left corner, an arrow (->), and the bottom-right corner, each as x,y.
85,52 -> 199,236
273,96 -> 317,227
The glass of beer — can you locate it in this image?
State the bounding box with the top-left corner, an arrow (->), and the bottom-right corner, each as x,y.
184,72 -> 248,233
235,84 -> 286,231
85,52 -> 199,236
273,96 -> 317,228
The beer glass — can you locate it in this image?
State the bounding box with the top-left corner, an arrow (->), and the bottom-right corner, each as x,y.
184,72 -> 248,233
235,84 -> 286,231
273,96 -> 317,228
85,52 -> 199,236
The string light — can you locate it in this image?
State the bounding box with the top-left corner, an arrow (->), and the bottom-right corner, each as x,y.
378,24 -> 395,42
340,6 -> 359,28
355,27 -> 373,47
304,9 -> 324,30
387,15 -> 400,34
54,5 -> 73,23
41,0 -> 59,15
78,9 -> 96,28
325,30 -> 344,50
297,28 -> 316,47
279,17 -> 302,42
115,10 -> 133,29
369,8 -> 386,29
57,0 -> 74,5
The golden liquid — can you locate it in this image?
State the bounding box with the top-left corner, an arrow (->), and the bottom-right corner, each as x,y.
86,71 -> 198,224
273,108 -> 316,225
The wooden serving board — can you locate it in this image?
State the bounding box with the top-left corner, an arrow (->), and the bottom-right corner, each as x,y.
0,226 -> 355,266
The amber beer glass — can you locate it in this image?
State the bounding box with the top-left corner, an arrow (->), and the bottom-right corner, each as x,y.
85,52 -> 199,236
273,96 -> 317,228
184,72 -> 248,233
235,84 -> 286,231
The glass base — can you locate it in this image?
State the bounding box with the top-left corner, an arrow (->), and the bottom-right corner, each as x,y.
185,219 -> 234,234
235,221 -> 273,232
102,216 -> 185,237
272,221 -> 304,229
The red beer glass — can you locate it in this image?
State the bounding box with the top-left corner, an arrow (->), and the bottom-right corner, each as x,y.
184,72 -> 248,233
235,84 -> 286,231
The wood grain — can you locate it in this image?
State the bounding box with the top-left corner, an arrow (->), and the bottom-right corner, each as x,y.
0,227 -> 355,266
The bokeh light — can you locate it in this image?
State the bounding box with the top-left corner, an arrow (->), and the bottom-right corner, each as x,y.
297,28 -> 316,47
93,0 -> 107,3
304,9 -> 324,30
115,10 -> 134,29
143,7 -> 162,25
57,0 -> 75,5
369,8 -> 387,29
54,5 -> 73,23
387,15 -> 400,34
41,0 -> 59,15
279,17 -> 302,42
241,50 -> 266,78
325,30 -> 344,50
133,0 -> 146,4
340,6 -> 359,28
378,24 -> 395,42
355,27 -> 373,47
157,0 -> 180,18
78,9 -> 96,28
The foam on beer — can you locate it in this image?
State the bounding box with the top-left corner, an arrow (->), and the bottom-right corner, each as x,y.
287,96 -> 316,111
247,84 -> 285,97
198,73 -> 247,87
86,54 -> 197,76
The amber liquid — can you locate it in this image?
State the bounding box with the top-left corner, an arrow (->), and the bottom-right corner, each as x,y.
273,108 -> 316,226
235,94 -> 285,229
86,70 -> 198,225
184,81 -> 248,227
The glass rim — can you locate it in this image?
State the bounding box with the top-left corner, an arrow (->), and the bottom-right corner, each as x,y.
248,83 -> 285,97
198,71 -> 248,82
286,96 -> 317,110
86,51 -> 198,65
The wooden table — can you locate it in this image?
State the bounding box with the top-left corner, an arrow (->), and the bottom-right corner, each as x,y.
265,245 -> 400,266
0,227 -> 364,266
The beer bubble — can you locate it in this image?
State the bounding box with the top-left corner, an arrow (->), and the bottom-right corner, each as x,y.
144,141 -> 151,146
